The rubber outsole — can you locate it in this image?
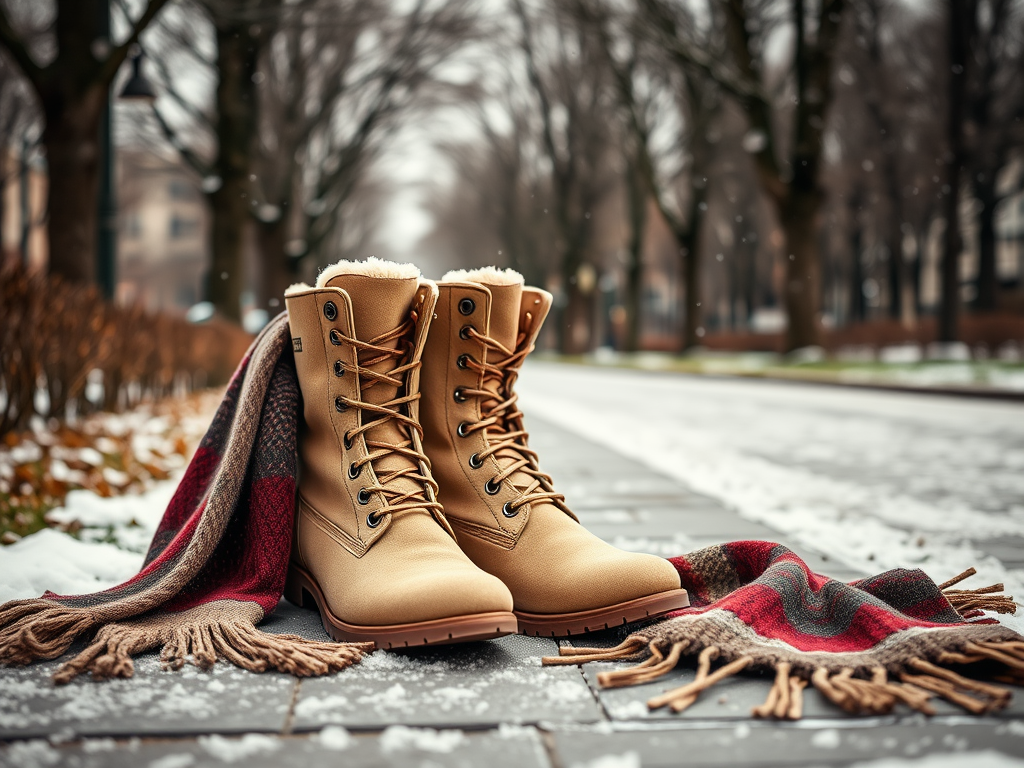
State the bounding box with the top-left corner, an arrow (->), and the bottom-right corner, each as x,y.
514,588 -> 690,637
284,564 -> 519,649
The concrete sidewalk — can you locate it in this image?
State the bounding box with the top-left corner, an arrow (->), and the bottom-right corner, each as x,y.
2,415 -> 1023,768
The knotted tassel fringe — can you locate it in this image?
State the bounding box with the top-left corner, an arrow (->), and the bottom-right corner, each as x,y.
1,599 -> 374,685
940,568 -> 1017,616
542,623 -> 1023,720
0,599 -> 98,666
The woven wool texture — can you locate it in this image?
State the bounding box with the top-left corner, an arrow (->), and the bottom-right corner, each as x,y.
0,313 -> 1021,722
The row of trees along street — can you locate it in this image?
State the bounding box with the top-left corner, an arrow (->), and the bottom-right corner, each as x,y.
1,0 -> 1023,356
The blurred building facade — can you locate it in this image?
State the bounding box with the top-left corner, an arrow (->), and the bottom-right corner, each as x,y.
116,151 -> 208,312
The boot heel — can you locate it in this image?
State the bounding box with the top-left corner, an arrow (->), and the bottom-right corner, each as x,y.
284,566 -> 311,608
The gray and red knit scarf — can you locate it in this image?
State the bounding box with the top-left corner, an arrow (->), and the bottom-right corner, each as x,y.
1,314 -> 1021,720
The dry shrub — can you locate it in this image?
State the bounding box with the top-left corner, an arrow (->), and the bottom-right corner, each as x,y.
0,262 -> 252,434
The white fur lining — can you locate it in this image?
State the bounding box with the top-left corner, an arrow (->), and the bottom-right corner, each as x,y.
441,266 -> 524,286
284,282 -> 311,296
316,257 -> 420,287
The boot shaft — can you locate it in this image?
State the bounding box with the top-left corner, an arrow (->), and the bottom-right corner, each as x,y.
420,269 -> 558,539
285,262 -> 441,548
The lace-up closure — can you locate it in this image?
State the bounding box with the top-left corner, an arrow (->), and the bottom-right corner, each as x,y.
455,314 -> 565,517
328,311 -> 443,525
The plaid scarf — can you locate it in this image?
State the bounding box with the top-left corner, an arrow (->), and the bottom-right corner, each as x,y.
544,541 -> 1023,719
1,315 -> 1021,721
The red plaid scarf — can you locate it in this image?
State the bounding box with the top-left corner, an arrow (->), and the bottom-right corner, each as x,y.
1,315 -> 1021,721
545,541 -> 1023,718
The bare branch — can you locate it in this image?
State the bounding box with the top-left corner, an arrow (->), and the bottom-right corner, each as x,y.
0,5 -> 44,92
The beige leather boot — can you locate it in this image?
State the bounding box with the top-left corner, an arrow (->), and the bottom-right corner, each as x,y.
283,259 -> 516,648
420,267 -> 689,637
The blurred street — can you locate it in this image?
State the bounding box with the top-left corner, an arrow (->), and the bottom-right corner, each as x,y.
521,361 -> 1024,617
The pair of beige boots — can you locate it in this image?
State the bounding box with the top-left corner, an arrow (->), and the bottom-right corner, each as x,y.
283,259 -> 688,648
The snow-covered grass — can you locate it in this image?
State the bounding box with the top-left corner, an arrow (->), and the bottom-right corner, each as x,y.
0,392 -> 218,603
0,391 -> 218,542
543,348 -> 1024,393
518,361 -> 1024,632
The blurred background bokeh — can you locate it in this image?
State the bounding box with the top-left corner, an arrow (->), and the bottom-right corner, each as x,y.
2,0 -> 1024,436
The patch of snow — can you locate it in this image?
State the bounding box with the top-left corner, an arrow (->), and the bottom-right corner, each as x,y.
317,725 -> 354,750
847,751 -> 1024,768
148,754 -> 196,768
570,752 -> 641,768
294,695 -> 349,720
198,734 -> 280,763
379,725 -> 466,753
1,739 -> 61,768
612,700 -> 650,719
0,528 -> 144,603
82,738 -> 118,753
811,728 -> 842,749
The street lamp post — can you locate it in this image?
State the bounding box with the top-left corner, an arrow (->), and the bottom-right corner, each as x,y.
96,0 -> 157,301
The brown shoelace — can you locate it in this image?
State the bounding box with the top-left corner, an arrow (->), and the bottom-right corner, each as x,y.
457,313 -> 566,516
331,311 -> 445,526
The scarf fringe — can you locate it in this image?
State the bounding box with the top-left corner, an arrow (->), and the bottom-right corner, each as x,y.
941,568 -> 1017,615
0,599 -> 97,666
52,618 -> 375,685
543,586 -> 1024,722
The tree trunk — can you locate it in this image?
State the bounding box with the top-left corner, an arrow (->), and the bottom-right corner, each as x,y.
205,21 -> 260,322
41,85 -> 106,284
258,216 -> 292,310
624,159 -> 647,352
940,0 -> 971,343
679,187 -> 706,352
779,189 -> 822,350
849,221 -> 865,324
886,237 -> 903,320
974,174 -> 998,312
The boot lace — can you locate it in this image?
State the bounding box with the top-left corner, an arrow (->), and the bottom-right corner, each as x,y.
457,314 -> 567,517
331,311 -> 443,526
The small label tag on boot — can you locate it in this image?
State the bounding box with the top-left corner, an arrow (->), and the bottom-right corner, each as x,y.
292,338 -> 302,352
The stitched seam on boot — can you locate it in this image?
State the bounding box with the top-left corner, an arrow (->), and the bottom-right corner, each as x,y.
447,515 -> 519,550
299,496 -> 370,558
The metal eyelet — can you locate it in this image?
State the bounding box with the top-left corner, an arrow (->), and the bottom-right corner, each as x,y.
453,387 -> 468,403
366,511 -> 381,528
344,432 -> 354,450
348,462 -> 362,480
335,396 -> 348,413
329,329 -> 343,346
323,301 -> 337,321
485,477 -> 501,495
357,488 -> 372,505
457,422 -> 470,438
334,360 -> 345,377
502,501 -> 519,518
457,354 -> 473,370
459,324 -> 474,340
469,452 -> 483,469
458,297 -> 475,315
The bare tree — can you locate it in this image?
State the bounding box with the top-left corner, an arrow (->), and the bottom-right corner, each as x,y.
962,0 -> 1024,312
150,0 -> 476,316
590,0 -> 721,351
0,0 -> 171,285
641,0 -> 845,352
513,0 -> 620,354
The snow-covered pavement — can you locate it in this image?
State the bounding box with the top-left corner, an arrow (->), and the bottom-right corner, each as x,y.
519,361 -> 1024,633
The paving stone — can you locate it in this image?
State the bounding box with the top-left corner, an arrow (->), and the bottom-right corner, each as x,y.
575,660 -> 1024,722
261,598 -> 332,641
1,726 -> 552,768
0,653 -> 296,740
292,634 -> 601,731
549,721 -> 1024,767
